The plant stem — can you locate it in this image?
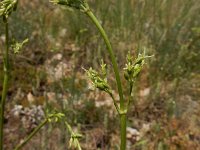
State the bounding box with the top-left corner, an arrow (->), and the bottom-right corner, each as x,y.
109,93 -> 120,114
85,10 -> 127,150
14,119 -> 48,150
85,10 -> 125,111
0,20 -> 9,150
120,114 -> 127,150
127,82 -> 133,111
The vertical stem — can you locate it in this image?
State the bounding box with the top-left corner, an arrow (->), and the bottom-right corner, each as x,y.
120,114 -> 127,150
0,20 -> 9,150
85,10 -> 125,110
85,10 -> 127,150
14,119 -> 48,150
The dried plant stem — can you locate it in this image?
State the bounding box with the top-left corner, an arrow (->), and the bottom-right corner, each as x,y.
85,10 -> 127,150
0,19 -> 9,150
14,119 -> 48,150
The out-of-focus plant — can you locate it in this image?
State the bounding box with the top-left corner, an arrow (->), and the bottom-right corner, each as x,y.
50,0 -> 151,149
14,112 -> 82,150
65,121 -> 82,150
0,1 -> 84,150
1,1 -> 82,150
11,38 -> 29,54
14,112 -> 64,150
14,112 -> 83,150
0,0 -> 19,149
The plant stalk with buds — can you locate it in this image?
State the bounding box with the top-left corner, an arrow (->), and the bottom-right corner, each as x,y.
50,1 -> 152,149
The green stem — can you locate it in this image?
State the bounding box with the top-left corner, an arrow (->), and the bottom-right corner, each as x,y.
85,10 -> 125,111
0,20 -> 9,150
127,82 -> 133,111
14,119 -> 48,150
120,114 -> 127,150
85,9 -> 127,150
109,92 -> 120,114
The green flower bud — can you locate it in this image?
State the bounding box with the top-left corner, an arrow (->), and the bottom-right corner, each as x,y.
124,51 -> 152,82
83,60 -> 111,94
0,0 -> 18,19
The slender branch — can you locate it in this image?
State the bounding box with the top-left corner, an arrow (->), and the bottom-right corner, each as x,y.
85,10 -> 125,111
108,92 -> 120,115
14,119 -> 48,150
0,19 -> 9,150
127,82 -> 133,111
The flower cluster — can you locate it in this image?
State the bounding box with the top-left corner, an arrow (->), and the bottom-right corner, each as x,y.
11,38 -> 29,54
0,0 -> 18,19
50,0 -> 89,11
84,60 -> 111,94
124,52 -> 151,83
47,112 -> 65,123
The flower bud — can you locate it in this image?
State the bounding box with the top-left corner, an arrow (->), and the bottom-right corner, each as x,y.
124,51 -> 152,82
0,0 -> 18,19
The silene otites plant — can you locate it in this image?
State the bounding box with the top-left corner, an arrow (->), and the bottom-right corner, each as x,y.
0,0 -> 151,149
50,0 -> 152,150
0,0 -> 82,150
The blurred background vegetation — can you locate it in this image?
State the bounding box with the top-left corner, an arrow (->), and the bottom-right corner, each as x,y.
0,0 -> 200,149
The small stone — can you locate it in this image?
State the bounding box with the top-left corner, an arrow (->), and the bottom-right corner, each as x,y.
27,92 -> 35,104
